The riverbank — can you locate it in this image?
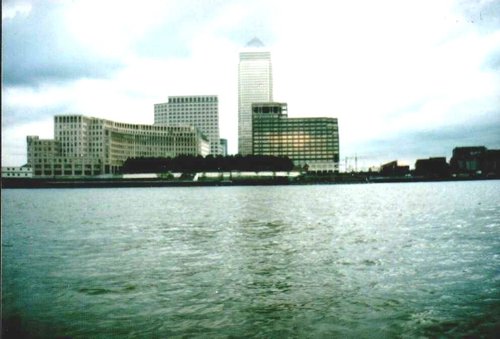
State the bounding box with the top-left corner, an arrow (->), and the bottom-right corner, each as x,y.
2,174 -> 499,189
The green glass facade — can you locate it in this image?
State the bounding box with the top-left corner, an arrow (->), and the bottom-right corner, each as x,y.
252,103 -> 339,172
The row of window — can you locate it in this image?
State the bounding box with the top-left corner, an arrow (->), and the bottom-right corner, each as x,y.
35,170 -> 99,176
35,163 -> 100,169
111,147 -> 196,154
58,130 -> 89,135
252,125 -> 338,134
254,143 -> 337,147
3,173 -> 31,177
254,149 -> 336,154
109,138 -> 196,144
3,167 -> 31,171
55,116 -> 83,123
254,149 -> 338,154
254,135 -> 336,139
169,97 -> 217,103
30,146 -> 58,151
56,124 -> 85,131
255,119 -> 338,123
31,156 -> 100,163
254,153 -> 337,160
168,115 -> 218,120
169,105 -> 217,108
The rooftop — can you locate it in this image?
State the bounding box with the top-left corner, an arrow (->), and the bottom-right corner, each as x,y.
245,37 -> 265,48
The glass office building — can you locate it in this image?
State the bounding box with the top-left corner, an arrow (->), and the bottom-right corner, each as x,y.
238,38 -> 273,155
252,103 -> 339,172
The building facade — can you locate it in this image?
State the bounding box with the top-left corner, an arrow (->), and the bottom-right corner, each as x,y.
252,103 -> 340,172
27,115 -> 209,177
238,38 -> 273,155
154,95 -> 220,155
379,161 -> 410,177
2,166 -> 33,178
450,146 -> 500,176
414,157 -> 450,178
220,138 -> 228,156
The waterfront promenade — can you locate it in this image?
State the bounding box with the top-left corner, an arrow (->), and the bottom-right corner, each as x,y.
2,172 -> 498,188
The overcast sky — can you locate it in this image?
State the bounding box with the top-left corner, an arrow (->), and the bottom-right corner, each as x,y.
2,0 -> 500,169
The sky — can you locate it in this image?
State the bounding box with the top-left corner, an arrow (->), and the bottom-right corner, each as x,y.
2,0 -> 500,170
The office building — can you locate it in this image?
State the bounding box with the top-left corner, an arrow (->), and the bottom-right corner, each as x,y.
27,115 -> 209,177
252,102 -> 340,172
154,95 -> 220,155
220,138 -> 228,156
238,38 -> 273,155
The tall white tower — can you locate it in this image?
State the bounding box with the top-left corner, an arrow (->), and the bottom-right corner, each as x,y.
238,38 -> 273,155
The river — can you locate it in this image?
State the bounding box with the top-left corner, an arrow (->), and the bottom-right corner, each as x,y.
2,181 -> 499,337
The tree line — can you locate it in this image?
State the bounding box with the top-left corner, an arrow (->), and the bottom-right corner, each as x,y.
121,154 -> 295,173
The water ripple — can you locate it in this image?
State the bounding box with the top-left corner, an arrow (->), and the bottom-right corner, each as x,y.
2,182 -> 499,337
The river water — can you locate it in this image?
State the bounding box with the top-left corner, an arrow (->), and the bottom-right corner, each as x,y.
2,181 -> 499,338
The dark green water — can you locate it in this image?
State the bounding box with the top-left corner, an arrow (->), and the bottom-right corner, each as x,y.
2,181 -> 499,338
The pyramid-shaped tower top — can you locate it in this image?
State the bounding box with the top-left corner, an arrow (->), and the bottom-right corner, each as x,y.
246,37 -> 265,48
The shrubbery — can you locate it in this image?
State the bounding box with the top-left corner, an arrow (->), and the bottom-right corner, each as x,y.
121,154 -> 294,173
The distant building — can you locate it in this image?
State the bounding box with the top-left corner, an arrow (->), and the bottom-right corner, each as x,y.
415,157 -> 449,178
2,166 -> 33,178
252,102 -> 339,172
483,149 -> 500,176
450,146 -> 486,174
27,115 -> 209,177
449,146 -> 500,176
154,95 -> 220,155
238,38 -> 273,155
379,161 -> 410,177
220,138 -> 228,156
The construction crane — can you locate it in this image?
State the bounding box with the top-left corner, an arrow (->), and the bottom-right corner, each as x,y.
343,154 -> 368,173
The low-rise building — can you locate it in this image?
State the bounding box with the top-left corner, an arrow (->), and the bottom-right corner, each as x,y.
28,115 -> 210,177
483,149 -> 500,176
415,157 -> 449,178
450,146 -> 486,174
379,161 -> 410,177
252,102 -> 339,172
450,146 -> 500,176
1,166 -> 33,178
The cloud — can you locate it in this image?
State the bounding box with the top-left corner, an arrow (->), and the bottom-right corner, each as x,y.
1,0 -> 499,167
483,46 -> 500,69
1,117 -> 54,166
2,1 -> 127,87
345,111 -> 500,170
455,0 -> 500,30
2,0 -> 32,20
133,0 -> 275,59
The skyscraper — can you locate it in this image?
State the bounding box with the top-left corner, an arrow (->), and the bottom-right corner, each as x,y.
154,95 -> 221,155
238,38 -> 273,155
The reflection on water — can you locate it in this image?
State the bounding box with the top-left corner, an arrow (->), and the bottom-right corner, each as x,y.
2,181 -> 500,337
